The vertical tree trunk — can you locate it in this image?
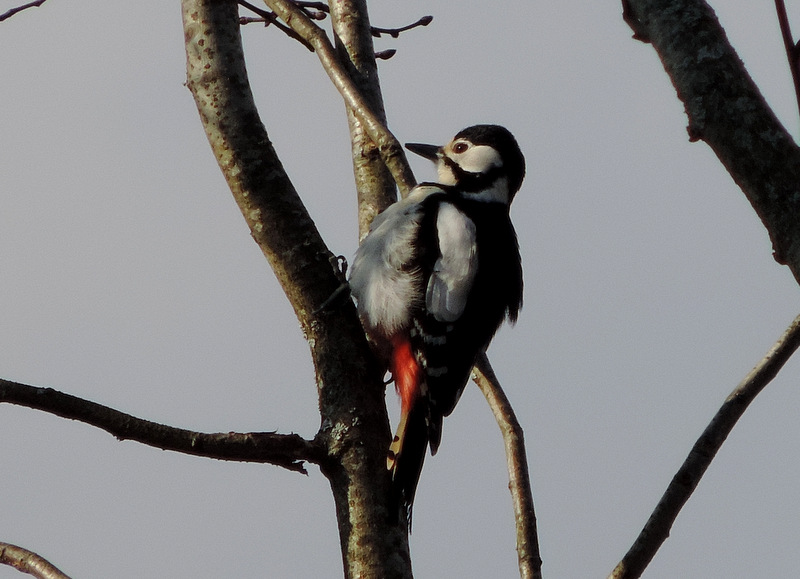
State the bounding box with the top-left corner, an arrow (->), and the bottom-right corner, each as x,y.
180,0 -> 413,576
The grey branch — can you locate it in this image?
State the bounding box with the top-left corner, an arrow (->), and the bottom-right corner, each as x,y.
0,379 -> 322,473
0,0 -> 46,22
624,0 -> 800,284
0,543 -> 71,579
327,0 -> 399,237
263,0 -> 418,196
182,3 -> 409,575
473,354 -> 543,579
607,313 -> 800,579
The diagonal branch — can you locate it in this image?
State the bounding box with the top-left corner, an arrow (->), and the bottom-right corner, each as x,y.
262,0 -> 417,197
774,0 -> 800,123
473,354 -> 543,579
624,0 -> 800,284
0,379 -> 323,473
0,542 -> 71,579
607,312 -> 800,579
331,0 -> 397,239
328,0 -> 399,238
0,0 -> 46,22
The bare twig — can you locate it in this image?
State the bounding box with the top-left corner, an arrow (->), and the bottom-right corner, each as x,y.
254,1 -> 432,40
0,0 -> 46,22
370,15 -> 433,38
374,49 -> 396,61
0,379 -> 324,472
473,354 -> 543,579
0,542 -> 71,579
607,313 -> 800,579
262,0 -> 417,195
775,0 -> 800,124
237,0 -> 314,50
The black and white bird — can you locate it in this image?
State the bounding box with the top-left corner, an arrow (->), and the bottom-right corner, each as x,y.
348,124 -> 525,521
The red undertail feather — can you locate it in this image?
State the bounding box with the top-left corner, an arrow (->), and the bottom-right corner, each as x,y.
387,336 -> 429,524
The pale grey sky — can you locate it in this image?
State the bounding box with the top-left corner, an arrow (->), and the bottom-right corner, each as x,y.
2,1 -> 800,577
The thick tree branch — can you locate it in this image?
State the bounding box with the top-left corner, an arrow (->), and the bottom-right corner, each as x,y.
0,543 -> 71,579
262,0 -> 417,198
0,379 -> 321,472
473,354 -> 542,579
625,0 -> 800,284
607,313 -> 800,579
182,3 -> 409,577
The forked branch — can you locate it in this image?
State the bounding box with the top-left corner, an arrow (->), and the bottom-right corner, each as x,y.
607,313 -> 800,579
473,354 -> 543,579
262,0 -> 417,195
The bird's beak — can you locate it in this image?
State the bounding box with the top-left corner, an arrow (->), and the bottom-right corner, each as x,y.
404,142 -> 441,162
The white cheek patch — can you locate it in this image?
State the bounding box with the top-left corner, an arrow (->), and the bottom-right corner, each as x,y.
452,144 -> 503,174
426,203 -> 477,322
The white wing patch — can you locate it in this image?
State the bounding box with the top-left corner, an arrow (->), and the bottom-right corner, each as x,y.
426,203 -> 477,322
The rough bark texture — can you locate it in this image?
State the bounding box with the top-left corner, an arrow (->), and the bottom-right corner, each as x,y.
626,0 -> 800,283
181,1 -> 411,576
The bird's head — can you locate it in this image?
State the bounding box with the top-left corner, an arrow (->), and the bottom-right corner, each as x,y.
405,124 -> 526,205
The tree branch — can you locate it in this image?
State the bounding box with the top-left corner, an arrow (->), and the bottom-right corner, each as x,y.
0,0 -> 46,22
607,312 -> 800,579
328,0 -> 399,238
0,543 -> 71,579
0,379 -> 322,472
262,0 -> 418,198
237,0 -> 315,50
473,354 -> 543,579
625,0 -> 800,284
370,15 -> 433,39
182,3 -> 409,577
774,0 -> 800,123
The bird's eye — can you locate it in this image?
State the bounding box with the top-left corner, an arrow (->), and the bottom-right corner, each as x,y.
452,142 -> 469,154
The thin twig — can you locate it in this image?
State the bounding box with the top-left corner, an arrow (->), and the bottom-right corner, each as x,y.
0,379 -> 325,472
370,15 -> 433,38
0,542 -> 71,579
775,0 -> 800,124
237,0 -> 315,50
607,312 -> 800,579
0,0 -> 46,22
473,354 -> 543,579
262,0 -> 417,195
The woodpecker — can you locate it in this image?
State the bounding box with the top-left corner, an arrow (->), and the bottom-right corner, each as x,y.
349,124 -> 525,522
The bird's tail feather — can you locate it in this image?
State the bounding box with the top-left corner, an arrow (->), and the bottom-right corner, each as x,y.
387,402 -> 429,527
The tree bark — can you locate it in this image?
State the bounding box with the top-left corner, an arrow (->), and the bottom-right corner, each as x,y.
328,0 -> 399,238
625,0 -> 800,284
181,1 -> 412,576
